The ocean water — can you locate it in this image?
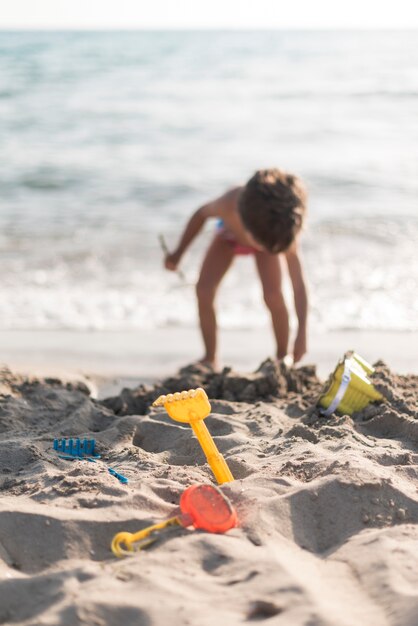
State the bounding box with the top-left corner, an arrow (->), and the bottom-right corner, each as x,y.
0,30 -> 417,333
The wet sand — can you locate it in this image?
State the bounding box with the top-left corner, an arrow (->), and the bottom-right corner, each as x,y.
1,328 -> 417,398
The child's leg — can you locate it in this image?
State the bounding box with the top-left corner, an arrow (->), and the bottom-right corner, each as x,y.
196,233 -> 235,367
254,252 -> 289,360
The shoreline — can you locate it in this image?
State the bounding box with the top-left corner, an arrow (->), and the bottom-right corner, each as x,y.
1,328 -> 416,398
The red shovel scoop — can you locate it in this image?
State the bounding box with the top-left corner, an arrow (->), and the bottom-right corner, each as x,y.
111,484 -> 237,556
179,484 -> 238,533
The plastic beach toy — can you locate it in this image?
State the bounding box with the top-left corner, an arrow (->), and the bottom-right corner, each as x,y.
111,483 -> 237,556
53,438 -> 128,484
318,351 -> 384,416
152,388 -> 234,484
53,438 -> 101,460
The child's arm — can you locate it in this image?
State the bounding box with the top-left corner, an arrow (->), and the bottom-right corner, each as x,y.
285,242 -> 308,362
164,206 -> 207,270
164,191 -> 233,270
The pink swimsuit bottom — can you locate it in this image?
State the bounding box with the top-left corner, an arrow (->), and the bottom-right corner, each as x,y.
217,220 -> 258,256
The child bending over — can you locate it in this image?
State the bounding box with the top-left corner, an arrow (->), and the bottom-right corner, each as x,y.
164,168 -> 308,370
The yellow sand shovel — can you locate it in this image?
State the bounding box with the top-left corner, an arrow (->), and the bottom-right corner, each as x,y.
153,388 -> 234,484
111,483 -> 238,557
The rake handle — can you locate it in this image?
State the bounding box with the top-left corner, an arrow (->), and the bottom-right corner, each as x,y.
191,420 -> 234,485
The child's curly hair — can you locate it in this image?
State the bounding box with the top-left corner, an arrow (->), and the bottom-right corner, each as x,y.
239,169 -> 307,253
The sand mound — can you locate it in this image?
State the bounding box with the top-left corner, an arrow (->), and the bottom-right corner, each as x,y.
102,358 -> 322,415
1,361 -> 418,625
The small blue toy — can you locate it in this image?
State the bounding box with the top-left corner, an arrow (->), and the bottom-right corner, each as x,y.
53,438 -> 128,484
53,438 -> 101,461
108,468 -> 129,484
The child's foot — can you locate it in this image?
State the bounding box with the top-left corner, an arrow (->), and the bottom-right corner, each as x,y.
198,357 -> 220,371
275,354 -> 294,368
179,359 -> 220,375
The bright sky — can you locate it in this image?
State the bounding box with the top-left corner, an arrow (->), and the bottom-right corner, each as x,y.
1,0 -> 418,29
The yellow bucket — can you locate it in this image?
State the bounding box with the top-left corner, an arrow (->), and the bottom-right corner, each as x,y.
318,351 -> 384,416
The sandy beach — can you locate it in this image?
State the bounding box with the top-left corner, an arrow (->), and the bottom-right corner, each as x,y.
1,332 -> 417,626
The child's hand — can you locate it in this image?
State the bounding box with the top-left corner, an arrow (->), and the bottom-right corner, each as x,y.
164,250 -> 181,271
293,330 -> 307,363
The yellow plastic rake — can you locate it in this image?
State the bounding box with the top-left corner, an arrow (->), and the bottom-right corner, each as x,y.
152,388 -> 234,484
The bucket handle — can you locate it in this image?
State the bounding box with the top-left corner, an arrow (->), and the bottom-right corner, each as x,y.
321,359 -> 351,417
